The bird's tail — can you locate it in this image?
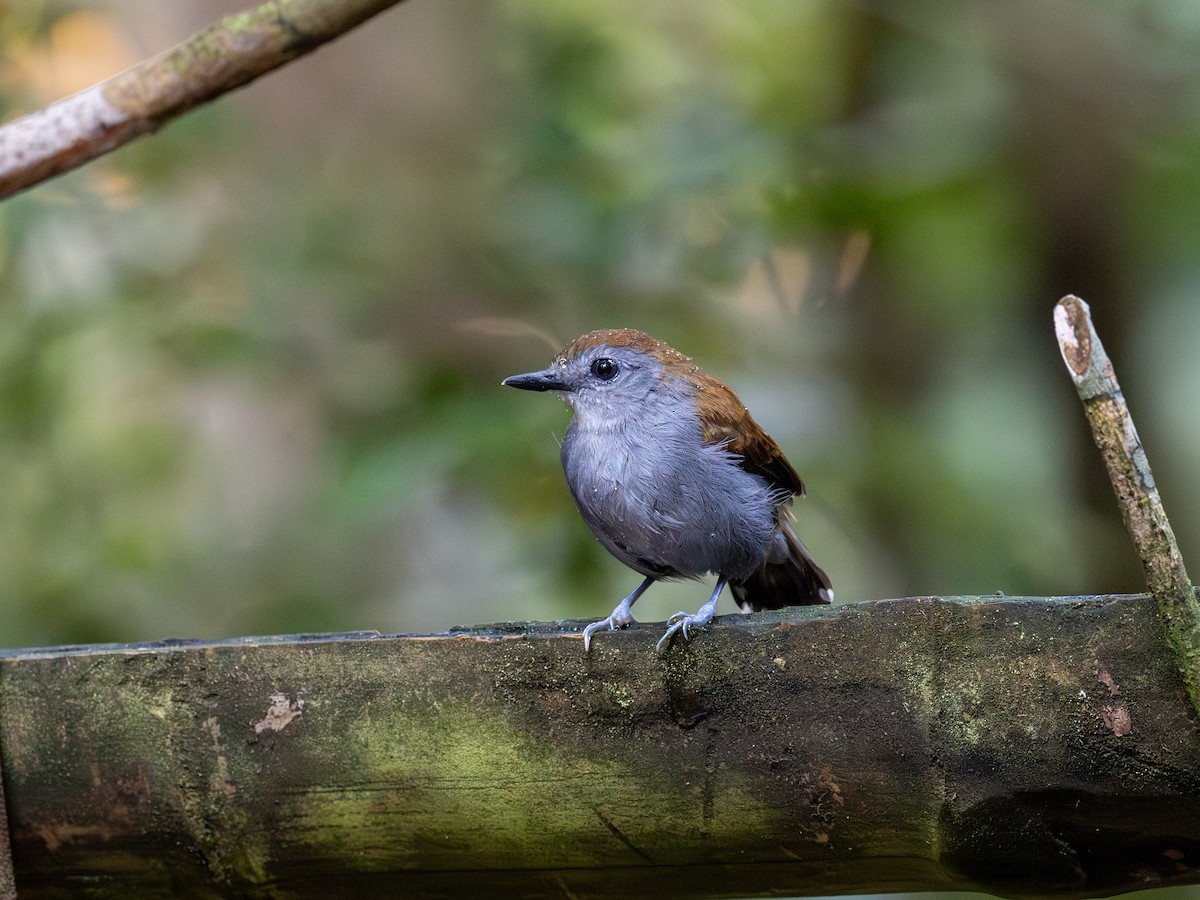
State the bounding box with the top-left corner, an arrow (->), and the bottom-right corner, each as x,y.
731,518 -> 833,611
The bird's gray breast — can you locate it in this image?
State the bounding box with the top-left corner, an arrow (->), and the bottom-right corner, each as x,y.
561,415 -> 778,580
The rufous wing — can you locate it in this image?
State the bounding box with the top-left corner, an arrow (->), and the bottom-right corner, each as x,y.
694,373 -> 806,498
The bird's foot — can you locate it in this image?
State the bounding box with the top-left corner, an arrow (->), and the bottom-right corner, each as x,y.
655,607 -> 716,653
582,576 -> 656,653
656,578 -> 727,653
582,608 -> 636,653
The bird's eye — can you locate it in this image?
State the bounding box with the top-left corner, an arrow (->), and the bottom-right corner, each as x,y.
590,357 -> 619,381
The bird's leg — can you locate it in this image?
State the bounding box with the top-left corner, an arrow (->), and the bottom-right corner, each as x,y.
656,578 -> 727,653
582,575 -> 656,652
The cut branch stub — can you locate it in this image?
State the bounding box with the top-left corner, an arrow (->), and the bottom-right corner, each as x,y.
1054,295 -> 1200,713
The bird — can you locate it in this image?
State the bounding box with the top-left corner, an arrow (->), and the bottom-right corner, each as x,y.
502,328 -> 832,652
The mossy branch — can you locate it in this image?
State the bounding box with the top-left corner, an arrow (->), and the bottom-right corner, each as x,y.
1054,295 -> 1200,714
0,0 -> 408,200
2,600 -> 1199,898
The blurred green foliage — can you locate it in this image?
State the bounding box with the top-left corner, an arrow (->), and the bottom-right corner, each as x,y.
0,0 -> 1198,650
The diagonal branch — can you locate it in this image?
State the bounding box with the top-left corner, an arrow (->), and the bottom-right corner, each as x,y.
0,0 -> 408,201
1054,294 -> 1200,711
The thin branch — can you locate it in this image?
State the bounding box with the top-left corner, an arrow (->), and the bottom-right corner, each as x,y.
0,0 -> 408,201
1054,294 -> 1200,710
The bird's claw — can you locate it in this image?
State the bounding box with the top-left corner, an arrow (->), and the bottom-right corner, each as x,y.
655,610 -> 713,653
582,613 -> 631,653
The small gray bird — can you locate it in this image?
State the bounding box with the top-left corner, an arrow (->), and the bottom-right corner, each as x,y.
503,328 -> 832,652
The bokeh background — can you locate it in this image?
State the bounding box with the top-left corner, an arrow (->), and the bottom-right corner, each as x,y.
3,4 -> 1200,900
1,0 -> 1199,653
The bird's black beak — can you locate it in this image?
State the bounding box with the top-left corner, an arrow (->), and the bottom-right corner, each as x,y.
502,368 -> 570,392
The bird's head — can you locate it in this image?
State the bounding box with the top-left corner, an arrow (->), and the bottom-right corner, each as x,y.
502,328 -> 703,427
